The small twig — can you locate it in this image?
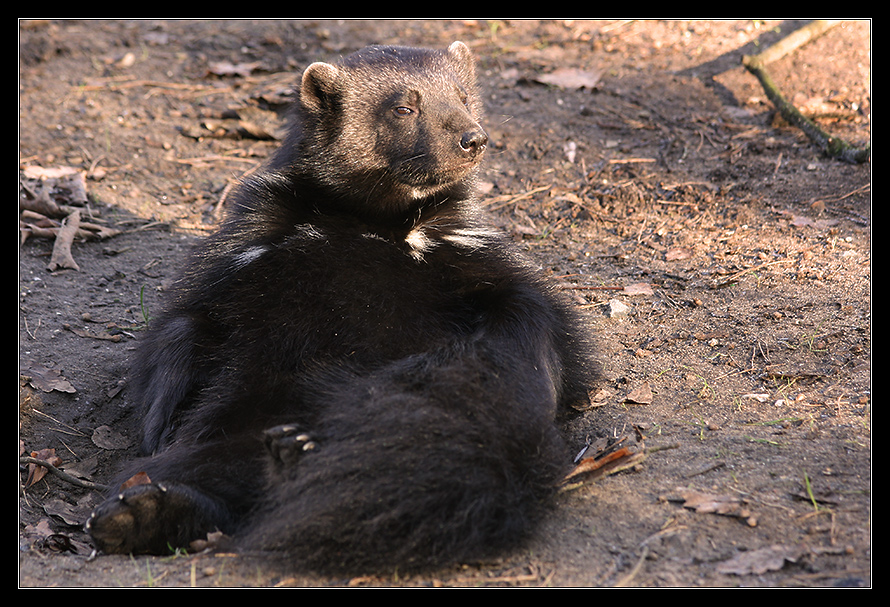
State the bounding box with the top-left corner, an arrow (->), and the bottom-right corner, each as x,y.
483,184 -> 552,211
172,155 -> 262,167
20,456 -> 109,491
564,285 -> 624,291
77,77 -> 222,93
808,183 -> 871,208
608,157 -> 656,164
716,258 -> 795,286
655,199 -> 699,207
612,546 -> 649,587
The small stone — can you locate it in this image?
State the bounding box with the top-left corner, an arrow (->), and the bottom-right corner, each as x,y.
608,299 -> 630,318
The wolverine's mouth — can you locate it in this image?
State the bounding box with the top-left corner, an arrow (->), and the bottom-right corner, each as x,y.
393,158 -> 481,189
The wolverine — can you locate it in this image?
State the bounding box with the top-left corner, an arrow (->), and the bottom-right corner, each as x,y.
86,41 -> 597,575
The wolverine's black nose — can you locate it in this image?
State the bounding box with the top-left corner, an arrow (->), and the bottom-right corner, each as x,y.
460,129 -> 488,157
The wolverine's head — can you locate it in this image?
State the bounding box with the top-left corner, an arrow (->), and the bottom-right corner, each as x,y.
293,42 -> 488,218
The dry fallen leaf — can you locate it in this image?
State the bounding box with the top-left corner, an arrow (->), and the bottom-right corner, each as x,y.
563,437 -> 647,485
63,323 -> 122,342
21,361 -> 76,394
623,282 -> 654,296
21,165 -> 81,180
43,498 -> 84,526
665,488 -> 758,526
190,530 -> 234,552
92,425 -> 131,450
589,387 -> 616,404
666,247 -> 693,261
786,212 -> 838,229
26,448 -> 62,487
534,67 -> 603,90
625,382 -> 653,405
120,471 -> 152,490
680,490 -> 744,514
208,60 -> 263,77
716,544 -> 801,576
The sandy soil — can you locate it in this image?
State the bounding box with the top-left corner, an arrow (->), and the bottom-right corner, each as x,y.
19,19 -> 870,587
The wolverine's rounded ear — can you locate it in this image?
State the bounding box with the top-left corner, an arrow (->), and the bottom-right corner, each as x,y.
448,41 -> 471,59
446,41 -> 476,81
448,41 -> 473,65
300,62 -> 342,115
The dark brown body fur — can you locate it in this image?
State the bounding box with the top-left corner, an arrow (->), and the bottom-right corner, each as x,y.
86,42 -> 597,574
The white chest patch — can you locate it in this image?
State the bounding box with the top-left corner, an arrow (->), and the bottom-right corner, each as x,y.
405,227 -> 436,261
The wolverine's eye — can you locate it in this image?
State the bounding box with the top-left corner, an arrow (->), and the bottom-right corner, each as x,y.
456,85 -> 470,108
393,106 -> 414,116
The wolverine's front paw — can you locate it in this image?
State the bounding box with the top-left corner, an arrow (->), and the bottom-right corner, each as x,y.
86,483 -> 178,555
263,424 -> 318,471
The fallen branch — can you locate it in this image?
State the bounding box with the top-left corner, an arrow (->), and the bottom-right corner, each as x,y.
20,173 -> 122,246
741,20 -> 869,164
46,210 -> 81,272
20,455 -> 109,491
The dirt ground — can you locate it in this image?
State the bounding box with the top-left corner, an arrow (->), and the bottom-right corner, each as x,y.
18,20 -> 871,588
